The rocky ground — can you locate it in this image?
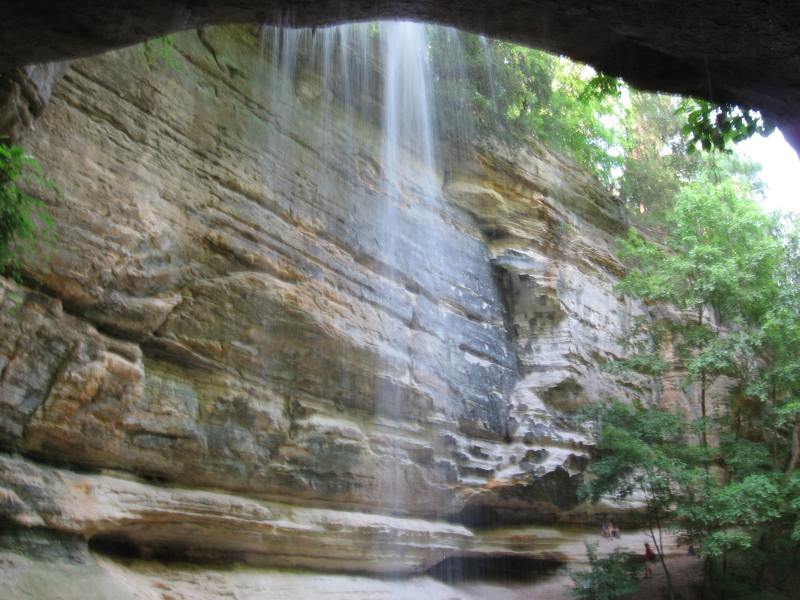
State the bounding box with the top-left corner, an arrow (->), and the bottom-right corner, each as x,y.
1,521 -> 696,599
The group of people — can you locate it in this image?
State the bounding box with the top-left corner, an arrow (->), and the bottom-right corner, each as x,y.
599,520 -> 659,580
600,520 -> 621,539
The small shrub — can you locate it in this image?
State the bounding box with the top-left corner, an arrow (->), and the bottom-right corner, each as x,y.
0,144 -> 56,278
571,543 -> 641,600
141,35 -> 182,70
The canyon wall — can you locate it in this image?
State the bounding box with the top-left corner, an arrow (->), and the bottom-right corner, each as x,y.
1,26 -> 665,597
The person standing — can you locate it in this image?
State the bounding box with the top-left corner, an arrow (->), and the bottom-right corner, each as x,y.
610,522 -> 620,539
643,542 -> 655,578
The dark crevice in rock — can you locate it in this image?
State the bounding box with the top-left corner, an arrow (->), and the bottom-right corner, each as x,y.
427,553 -> 563,583
88,533 -> 241,567
540,378 -> 585,414
7,271 -> 153,346
140,336 -> 224,372
88,533 -> 143,560
452,505 -> 510,529
15,448 -> 103,476
451,467 -> 584,528
490,261 -> 524,377
88,532 -> 224,565
7,448 -> 179,489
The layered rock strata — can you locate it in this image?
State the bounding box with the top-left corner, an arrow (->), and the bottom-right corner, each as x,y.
1,25 -> 667,590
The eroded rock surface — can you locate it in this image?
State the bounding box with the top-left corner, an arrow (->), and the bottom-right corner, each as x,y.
0,62 -> 69,143
1,26 -> 671,592
0,455 -> 474,574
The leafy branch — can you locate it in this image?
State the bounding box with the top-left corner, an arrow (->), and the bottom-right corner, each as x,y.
0,144 -> 57,279
678,99 -> 775,154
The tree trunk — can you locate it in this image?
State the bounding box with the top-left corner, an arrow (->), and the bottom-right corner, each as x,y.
720,552 -> 727,600
787,421 -> 800,473
701,370 -> 708,448
651,514 -> 676,600
705,556 -> 714,599
698,307 -> 708,449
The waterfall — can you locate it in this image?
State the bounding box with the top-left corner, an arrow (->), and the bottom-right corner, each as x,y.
256,21 -> 481,207
380,21 -> 438,202
255,21 -> 481,515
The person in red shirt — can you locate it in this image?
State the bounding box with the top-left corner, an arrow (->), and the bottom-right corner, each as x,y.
644,542 -> 655,578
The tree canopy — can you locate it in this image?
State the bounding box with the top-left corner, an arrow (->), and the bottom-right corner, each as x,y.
579,163 -> 800,597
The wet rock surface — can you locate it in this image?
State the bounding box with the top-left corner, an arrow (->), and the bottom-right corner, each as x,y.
0,26 -> 679,593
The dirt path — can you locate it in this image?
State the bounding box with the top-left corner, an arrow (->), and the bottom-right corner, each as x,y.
451,530 -> 704,600
633,554 -> 704,599
450,554 -> 703,600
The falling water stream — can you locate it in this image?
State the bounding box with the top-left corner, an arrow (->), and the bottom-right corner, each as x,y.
380,21 -> 438,202
253,22 -> 546,589
257,21 -> 481,516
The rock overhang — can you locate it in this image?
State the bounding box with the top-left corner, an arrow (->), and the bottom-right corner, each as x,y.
1,0 -> 799,154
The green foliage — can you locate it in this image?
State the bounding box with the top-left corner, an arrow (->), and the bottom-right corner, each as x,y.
613,166 -> 782,461
426,28 -> 774,214
719,437 -> 772,478
580,401 -> 693,505
678,99 -> 775,154
428,30 -> 622,185
678,473 -> 784,555
579,74 -> 622,103
581,400 -> 800,595
426,29 -> 775,206
775,402 -> 800,428
590,163 -> 800,596
0,144 -> 56,278
617,170 -> 781,324
580,401 -> 694,598
603,352 -> 670,377
620,97 -> 774,231
617,91 -> 702,225
570,543 -> 641,600
760,221 -> 800,446
141,35 -> 182,70
789,473 -> 800,541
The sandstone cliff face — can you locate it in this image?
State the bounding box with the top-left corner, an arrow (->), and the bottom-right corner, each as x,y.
1,26 -> 658,593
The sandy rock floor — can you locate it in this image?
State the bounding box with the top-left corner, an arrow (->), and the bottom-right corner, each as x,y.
1,528 -> 703,600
